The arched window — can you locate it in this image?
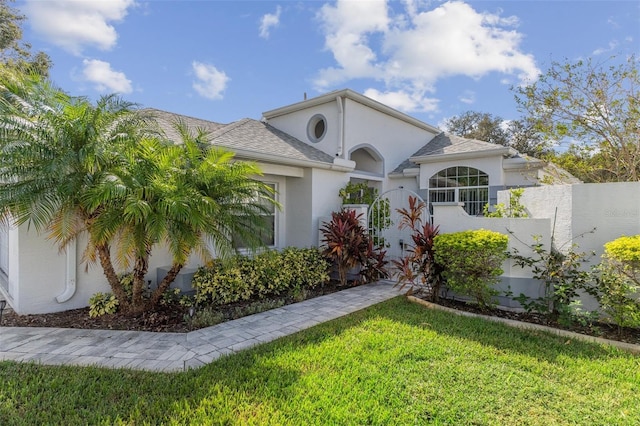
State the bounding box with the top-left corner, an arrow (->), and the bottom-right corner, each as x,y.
429,166 -> 489,216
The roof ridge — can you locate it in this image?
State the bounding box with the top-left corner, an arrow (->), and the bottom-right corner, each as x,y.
208,118 -> 253,139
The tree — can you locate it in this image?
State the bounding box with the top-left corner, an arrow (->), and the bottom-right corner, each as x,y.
0,71 -> 276,314
87,122 -> 276,312
445,110 -> 551,157
444,111 -> 509,146
514,55 -> 640,182
0,0 -> 51,76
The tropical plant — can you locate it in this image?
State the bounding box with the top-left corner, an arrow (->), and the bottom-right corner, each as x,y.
339,181 -> 392,246
86,121 -> 277,312
593,235 -> 640,331
320,209 -> 370,287
483,188 -> 528,218
434,229 -> 508,308
508,234 -> 597,323
192,247 -> 330,306
361,240 -> 389,283
0,71 -> 276,314
391,196 -> 442,301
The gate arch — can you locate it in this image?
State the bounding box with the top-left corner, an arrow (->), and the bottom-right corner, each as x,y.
368,188 -> 429,261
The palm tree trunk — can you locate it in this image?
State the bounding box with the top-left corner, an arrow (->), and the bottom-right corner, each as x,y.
148,263 -> 184,308
131,253 -> 150,307
96,243 -> 131,311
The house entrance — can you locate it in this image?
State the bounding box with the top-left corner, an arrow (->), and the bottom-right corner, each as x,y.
368,188 -> 429,261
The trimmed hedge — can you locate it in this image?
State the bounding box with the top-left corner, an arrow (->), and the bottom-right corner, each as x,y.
192,247 -> 330,306
434,229 -> 508,308
596,235 -> 640,329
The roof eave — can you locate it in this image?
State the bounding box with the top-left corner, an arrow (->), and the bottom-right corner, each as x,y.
231,147 -> 354,172
262,89 -> 441,134
410,147 -> 511,163
389,168 -> 420,179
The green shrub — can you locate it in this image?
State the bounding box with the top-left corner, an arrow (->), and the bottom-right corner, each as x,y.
192,259 -> 252,305
509,236 -> 597,324
192,247 -> 330,306
595,235 -> 640,330
89,292 -> 119,318
281,247 -> 331,290
483,188 -> 528,218
434,229 -> 508,308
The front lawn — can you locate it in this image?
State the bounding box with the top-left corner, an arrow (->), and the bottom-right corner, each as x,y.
0,297 -> 638,425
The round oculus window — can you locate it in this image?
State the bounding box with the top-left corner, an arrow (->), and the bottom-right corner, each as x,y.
307,114 -> 327,143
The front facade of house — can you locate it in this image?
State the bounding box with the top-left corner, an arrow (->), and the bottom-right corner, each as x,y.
0,89 -> 568,314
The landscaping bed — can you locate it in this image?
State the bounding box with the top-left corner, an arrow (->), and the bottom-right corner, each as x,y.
0,280 -> 352,333
415,293 -> 640,345
3,282 -> 639,347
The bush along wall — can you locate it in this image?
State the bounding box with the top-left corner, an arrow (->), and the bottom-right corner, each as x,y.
191,247 -> 330,307
594,235 -> 640,331
433,229 -> 509,309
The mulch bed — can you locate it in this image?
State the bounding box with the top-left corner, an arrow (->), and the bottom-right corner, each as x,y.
0,281 -> 351,333
3,283 -> 639,346
428,296 -> 640,346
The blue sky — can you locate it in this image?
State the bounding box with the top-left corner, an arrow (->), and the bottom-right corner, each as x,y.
18,0 -> 640,128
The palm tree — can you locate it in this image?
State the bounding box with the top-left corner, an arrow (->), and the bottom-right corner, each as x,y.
87,121 -> 276,312
0,68 -> 148,247
0,71 -> 276,313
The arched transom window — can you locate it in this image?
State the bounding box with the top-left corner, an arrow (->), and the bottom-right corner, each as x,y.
428,166 -> 489,216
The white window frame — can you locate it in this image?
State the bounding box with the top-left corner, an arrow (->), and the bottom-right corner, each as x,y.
428,166 -> 489,216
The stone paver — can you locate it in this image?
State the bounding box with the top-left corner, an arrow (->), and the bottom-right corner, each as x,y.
0,281 -> 401,372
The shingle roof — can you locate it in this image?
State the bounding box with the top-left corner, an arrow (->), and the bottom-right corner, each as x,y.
208,119 -> 334,164
391,132 -> 509,174
145,108 -> 334,165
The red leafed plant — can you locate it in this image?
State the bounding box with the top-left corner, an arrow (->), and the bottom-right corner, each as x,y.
321,209 -> 387,286
392,196 -> 443,301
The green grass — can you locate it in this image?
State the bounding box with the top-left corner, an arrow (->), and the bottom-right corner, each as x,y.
1,296 -> 638,425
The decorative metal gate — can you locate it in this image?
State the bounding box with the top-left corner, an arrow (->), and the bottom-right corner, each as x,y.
368,188 -> 429,261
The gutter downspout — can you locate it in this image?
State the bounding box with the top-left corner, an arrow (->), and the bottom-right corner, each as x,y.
56,239 -> 77,303
336,96 -> 344,158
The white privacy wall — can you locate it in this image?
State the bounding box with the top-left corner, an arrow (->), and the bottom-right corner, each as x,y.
513,182 -> 640,258
432,203 -> 552,306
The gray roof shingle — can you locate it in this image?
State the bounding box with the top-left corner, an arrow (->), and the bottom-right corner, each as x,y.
391,132 -> 509,174
146,108 -> 333,165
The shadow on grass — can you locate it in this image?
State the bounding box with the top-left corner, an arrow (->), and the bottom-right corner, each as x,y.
0,296 -> 636,425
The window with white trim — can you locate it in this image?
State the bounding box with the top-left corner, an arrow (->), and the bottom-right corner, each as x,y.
429,166 -> 489,216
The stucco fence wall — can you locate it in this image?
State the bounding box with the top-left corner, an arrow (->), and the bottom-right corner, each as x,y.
433,182 -> 640,311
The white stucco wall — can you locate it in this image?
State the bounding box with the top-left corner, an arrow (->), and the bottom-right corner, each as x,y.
311,168 -> 349,246
513,182 -> 640,258
285,169 -> 314,248
11,225 -> 210,314
265,101 -> 341,158
433,203 -> 552,307
343,99 -> 437,177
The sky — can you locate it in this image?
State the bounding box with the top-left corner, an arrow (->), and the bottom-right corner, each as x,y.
17,0 -> 640,129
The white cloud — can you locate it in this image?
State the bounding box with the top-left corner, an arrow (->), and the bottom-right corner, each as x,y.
24,0 -> 135,55
459,90 -> 476,104
364,88 -> 439,113
315,0 -> 540,113
82,59 -> 132,94
593,40 -> 619,55
259,6 -> 282,39
192,62 -> 230,100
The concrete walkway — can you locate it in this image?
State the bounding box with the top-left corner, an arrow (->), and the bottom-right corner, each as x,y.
0,281 -> 402,372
